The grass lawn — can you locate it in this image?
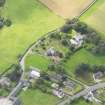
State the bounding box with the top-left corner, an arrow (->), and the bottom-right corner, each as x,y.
32,36 -> 69,56
20,89 -> 59,105
64,49 -> 105,76
0,0 -> 64,73
72,99 -> 89,105
25,54 -> 51,71
80,0 -> 105,37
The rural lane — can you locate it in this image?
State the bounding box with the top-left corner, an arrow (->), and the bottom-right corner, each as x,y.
57,82 -> 105,105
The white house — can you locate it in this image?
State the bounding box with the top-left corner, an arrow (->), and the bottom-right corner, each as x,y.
70,34 -> 84,48
70,39 -> 78,45
29,70 -> 40,79
52,89 -> 65,98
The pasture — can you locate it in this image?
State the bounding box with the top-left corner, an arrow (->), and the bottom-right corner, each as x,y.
25,54 -> 51,71
81,0 -> 105,37
64,49 -> 105,77
39,0 -> 93,18
20,89 -> 59,105
0,0 -> 64,73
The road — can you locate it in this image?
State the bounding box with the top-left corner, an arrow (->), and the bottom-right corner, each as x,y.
8,81 -> 24,98
57,82 -> 105,105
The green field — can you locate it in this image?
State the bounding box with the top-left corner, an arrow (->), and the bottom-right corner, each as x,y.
64,49 -> 105,76
25,54 -> 51,71
81,0 -> 105,37
0,0 -> 64,73
20,89 -> 59,105
72,99 -> 89,105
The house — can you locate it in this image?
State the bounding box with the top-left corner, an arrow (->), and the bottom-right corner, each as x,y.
63,80 -> 76,89
29,68 -> 40,79
52,89 -> 65,98
84,92 -> 102,103
84,94 -> 93,102
70,39 -> 78,46
93,71 -> 103,79
46,47 -> 62,58
51,83 -> 59,89
73,34 -> 84,42
50,74 -> 64,83
70,34 -> 84,48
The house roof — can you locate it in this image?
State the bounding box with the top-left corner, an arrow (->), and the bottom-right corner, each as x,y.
70,39 -> 78,45
94,71 -> 103,79
30,70 -> 40,78
0,98 -> 13,105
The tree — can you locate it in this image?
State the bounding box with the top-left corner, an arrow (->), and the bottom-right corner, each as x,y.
48,63 -> 56,71
35,78 -> 47,93
4,19 -> 12,27
49,31 -> 61,40
0,0 -> 5,7
85,32 -> 101,45
74,22 -> 88,34
92,65 -> 105,73
40,71 -> 50,81
91,41 -> 105,55
65,51 -> 72,59
66,18 -> 78,24
7,64 -> 22,82
61,34 -> 71,46
75,63 -> 91,79
60,24 -> 72,33
61,38 -> 69,46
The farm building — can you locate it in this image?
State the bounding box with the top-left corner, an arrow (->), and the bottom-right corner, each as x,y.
29,69 -> 40,79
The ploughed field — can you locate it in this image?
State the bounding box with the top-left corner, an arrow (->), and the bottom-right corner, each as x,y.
39,0 -> 94,18
0,0 -> 64,73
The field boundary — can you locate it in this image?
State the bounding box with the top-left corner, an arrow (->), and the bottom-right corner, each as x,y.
77,0 -> 97,18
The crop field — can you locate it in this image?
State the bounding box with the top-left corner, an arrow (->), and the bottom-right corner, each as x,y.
39,0 -> 93,18
0,0 -> 64,73
81,0 -> 105,37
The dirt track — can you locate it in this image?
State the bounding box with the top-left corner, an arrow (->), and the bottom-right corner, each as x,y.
39,0 -> 93,18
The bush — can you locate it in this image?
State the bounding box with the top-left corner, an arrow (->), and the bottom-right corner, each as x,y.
4,19 -> 12,27
49,31 -> 61,40
60,24 -> 72,33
